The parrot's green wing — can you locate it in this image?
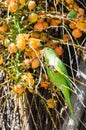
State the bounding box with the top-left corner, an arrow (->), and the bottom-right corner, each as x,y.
54,56 -> 71,87
46,67 -> 78,125
46,67 -> 71,108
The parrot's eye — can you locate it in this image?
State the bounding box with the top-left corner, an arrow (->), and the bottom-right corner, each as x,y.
46,48 -> 50,50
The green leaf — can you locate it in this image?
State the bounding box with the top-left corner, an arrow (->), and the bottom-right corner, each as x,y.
68,10 -> 77,19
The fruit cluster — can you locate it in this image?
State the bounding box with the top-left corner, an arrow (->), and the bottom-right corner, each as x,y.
0,0 -> 86,96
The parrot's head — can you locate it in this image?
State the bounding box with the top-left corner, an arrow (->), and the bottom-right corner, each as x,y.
43,47 -> 57,63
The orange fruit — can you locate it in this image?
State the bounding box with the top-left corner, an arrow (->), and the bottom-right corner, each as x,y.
0,24 -> 8,33
40,81 -> 49,89
69,22 -> 76,29
65,0 -> 73,4
34,22 -> 43,32
40,33 -> 47,41
7,0 -> 18,3
29,13 -> 38,23
37,18 -> 44,23
76,22 -> 86,32
28,0 -> 36,10
54,46 -> 63,57
32,49 -> 41,58
43,21 -> 48,29
50,19 -> 61,26
46,17 -> 52,24
63,34 -> 70,40
28,37 -> 40,49
16,40 -> 26,50
0,56 -> 3,65
28,87 -> 35,94
73,3 -> 79,11
6,0 -> 11,3
8,43 -> 17,53
72,28 -> 82,38
78,8 -> 85,16
31,58 -> 40,69
31,32 -> 40,39
22,58 -> 32,69
13,84 -> 24,95
56,0 -> 60,5
64,19 -> 70,24
9,2 -> 18,12
24,45 -> 40,58
24,48 -> 34,57
78,16 -> 84,21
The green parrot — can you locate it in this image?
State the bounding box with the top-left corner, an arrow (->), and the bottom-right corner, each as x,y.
43,47 -> 78,125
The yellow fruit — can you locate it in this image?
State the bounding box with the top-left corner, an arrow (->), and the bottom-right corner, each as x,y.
24,48 -> 41,58
13,84 -> 24,95
16,41 -> 26,51
29,13 -> 38,23
28,0 -> 36,10
56,0 -> 60,5
19,0 -> 25,8
22,58 -> 32,69
9,2 -> 18,12
0,24 -> 8,33
21,73 -> 34,86
8,43 -> 17,53
16,34 -> 26,51
28,37 -> 40,49
0,56 -> 3,65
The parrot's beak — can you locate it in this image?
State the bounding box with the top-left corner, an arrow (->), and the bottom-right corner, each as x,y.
41,48 -> 45,57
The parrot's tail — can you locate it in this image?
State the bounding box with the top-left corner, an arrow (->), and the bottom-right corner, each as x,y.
70,109 -> 78,126
66,98 -> 78,126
